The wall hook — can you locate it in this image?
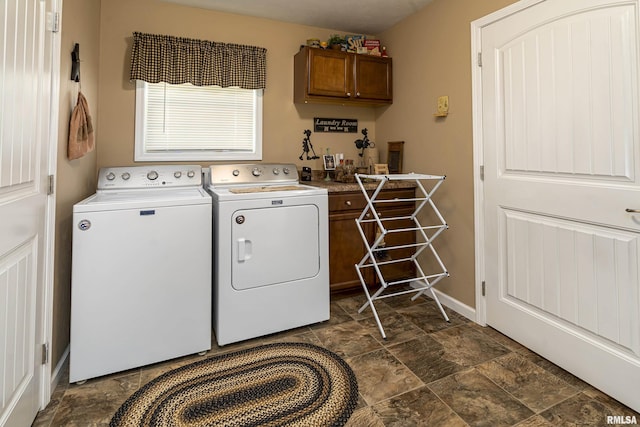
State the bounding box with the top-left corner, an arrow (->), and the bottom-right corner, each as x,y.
71,43 -> 80,82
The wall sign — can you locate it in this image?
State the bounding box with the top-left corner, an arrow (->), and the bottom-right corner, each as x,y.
314,118 -> 358,133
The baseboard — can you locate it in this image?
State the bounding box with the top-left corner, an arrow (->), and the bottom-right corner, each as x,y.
410,281 -> 477,322
50,345 -> 69,393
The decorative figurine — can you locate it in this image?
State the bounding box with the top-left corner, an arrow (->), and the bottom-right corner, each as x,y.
299,129 -> 319,161
354,128 -> 374,157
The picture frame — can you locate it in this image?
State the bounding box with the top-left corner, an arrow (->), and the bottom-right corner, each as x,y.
387,141 -> 404,174
323,154 -> 336,170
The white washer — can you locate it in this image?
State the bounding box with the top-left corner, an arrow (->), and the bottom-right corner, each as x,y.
206,163 -> 329,346
70,165 -> 212,383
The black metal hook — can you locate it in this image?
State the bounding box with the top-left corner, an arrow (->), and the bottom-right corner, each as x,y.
71,43 -> 80,82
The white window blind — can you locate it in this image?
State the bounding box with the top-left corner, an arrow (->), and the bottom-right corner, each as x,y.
135,81 -> 262,161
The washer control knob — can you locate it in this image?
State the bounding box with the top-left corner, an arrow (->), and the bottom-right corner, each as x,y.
174,171 -> 182,179
252,167 -> 261,177
272,168 -> 280,175
187,170 -> 196,178
232,169 -> 240,176
106,172 -> 116,181
283,167 -> 290,175
121,172 -> 131,180
147,170 -> 159,180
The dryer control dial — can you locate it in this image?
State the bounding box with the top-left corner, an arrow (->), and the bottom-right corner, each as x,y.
232,169 -> 240,176
106,172 -> 116,181
121,172 -> 130,180
147,170 -> 159,181
174,171 -> 182,179
272,168 -> 280,175
283,167 -> 290,175
187,170 -> 196,178
252,167 -> 262,177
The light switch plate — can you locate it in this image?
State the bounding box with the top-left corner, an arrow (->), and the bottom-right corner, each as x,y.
437,96 -> 449,114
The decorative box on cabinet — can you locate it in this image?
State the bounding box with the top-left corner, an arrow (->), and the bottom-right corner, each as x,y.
294,46 -> 392,107
328,187 -> 415,293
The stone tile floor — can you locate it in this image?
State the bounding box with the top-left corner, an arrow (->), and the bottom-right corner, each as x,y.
33,292 -> 639,426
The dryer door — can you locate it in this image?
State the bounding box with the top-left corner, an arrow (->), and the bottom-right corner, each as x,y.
231,204 -> 320,290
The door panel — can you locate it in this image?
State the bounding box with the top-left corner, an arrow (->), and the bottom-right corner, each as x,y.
498,4 -> 635,181
0,0 -> 53,425
354,55 -> 392,101
328,210 -> 374,292
481,0 -> 640,411
307,48 -> 351,98
232,205 -> 320,290
499,209 -> 639,356
0,241 -> 38,424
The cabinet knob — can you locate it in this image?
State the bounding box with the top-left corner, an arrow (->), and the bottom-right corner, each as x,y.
356,92 -> 361,97
346,92 -> 351,97
345,200 -> 352,206
365,213 -> 371,218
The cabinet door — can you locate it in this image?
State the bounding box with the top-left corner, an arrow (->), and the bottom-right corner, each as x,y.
354,55 -> 392,101
375,207 -> 417,285
307,48 -> 352,98
328,210 -> 374,292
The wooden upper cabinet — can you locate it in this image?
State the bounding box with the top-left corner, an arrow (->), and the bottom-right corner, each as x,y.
294,46 -> 392,107
354,54 -> 392,101
306,48 -> 352,98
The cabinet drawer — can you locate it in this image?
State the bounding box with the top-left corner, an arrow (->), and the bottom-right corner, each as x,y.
329,193 -> 367,212
373,188 -> 416,208
328,188 -> 416,213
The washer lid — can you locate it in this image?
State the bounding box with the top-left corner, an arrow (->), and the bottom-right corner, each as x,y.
73,187 -> 210,212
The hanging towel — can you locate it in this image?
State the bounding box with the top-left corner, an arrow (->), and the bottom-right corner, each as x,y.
67,91 -> 94,160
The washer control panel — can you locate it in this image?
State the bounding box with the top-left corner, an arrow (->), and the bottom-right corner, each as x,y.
97,165 -> 202,190
209,163 -> 298,186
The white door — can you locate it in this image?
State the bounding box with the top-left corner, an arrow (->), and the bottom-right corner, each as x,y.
0,0 -> 56,425
478,0 -> 640,411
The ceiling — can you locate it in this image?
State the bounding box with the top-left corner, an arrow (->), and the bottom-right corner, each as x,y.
161,0 -> 434,35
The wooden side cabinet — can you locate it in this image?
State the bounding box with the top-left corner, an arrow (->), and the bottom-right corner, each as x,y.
328,187 -> 415,293
294,46 -> 392,107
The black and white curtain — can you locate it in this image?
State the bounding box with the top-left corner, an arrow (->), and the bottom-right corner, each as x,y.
129,32 -> 267,89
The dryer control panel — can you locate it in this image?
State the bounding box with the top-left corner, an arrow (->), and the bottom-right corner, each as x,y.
209,163 -> 298,187
97,165 -> 202,190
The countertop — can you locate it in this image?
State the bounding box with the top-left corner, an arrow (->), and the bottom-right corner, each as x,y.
305,177 -> 417,193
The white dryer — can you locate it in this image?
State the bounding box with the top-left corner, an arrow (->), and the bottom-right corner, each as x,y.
206,163 -> 329,346
70,165 -> 211,383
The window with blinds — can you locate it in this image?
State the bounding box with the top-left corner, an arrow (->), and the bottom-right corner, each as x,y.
134,81 -> 263,161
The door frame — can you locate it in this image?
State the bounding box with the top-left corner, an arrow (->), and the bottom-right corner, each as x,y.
470,0 -> 545,327
41,0 -> 62,409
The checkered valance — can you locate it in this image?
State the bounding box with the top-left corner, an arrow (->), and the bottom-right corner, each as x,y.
129,32 -> 267,89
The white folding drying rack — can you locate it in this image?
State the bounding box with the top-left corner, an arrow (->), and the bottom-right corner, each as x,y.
354,173 -> 450,338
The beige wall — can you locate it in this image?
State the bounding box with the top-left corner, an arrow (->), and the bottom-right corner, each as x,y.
50,0 -> 519,370
97,0 -> 377,170
53,0 -> 101,368
377,0 -> 517,308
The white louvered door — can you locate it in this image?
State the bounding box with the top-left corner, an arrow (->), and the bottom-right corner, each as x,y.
480,0 -> 640,411
0,0 -> 55,425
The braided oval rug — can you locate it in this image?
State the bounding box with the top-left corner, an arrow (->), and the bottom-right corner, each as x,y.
110,342 -> 358,427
